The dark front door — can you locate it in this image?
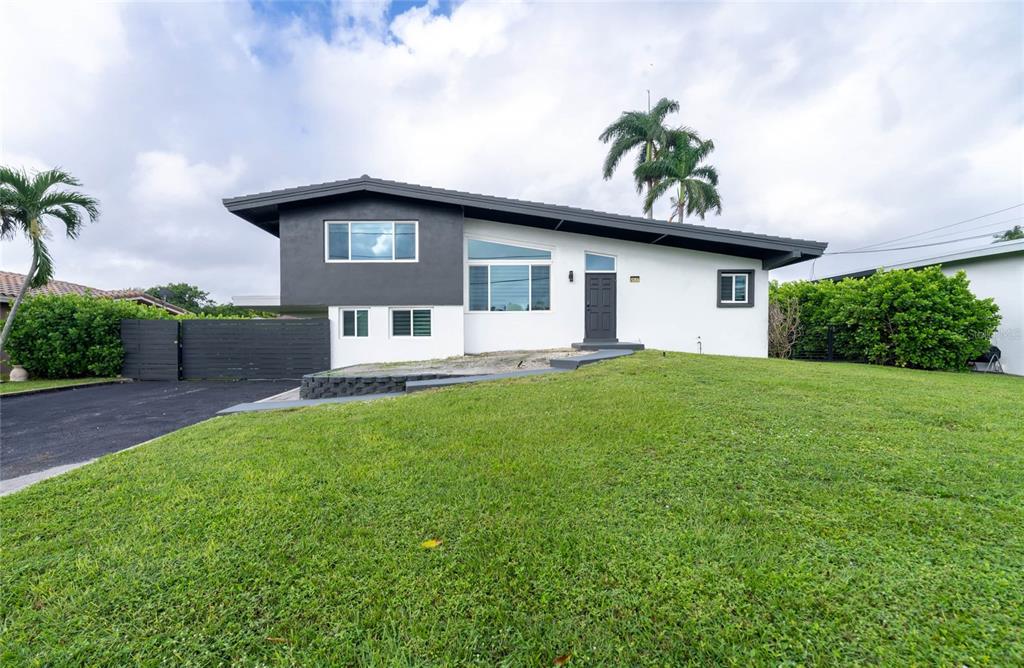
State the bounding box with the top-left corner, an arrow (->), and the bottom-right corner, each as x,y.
585,273 -> 617,341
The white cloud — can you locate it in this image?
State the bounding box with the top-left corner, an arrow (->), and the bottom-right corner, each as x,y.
0,0 -> 1021,297
132,151 -> 246,209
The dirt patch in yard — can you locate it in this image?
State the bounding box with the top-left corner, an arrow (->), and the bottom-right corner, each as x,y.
324,349 -> 579,377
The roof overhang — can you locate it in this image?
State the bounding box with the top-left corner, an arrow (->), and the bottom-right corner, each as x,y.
818,239 -> 1024,281
224,176 -> 828,269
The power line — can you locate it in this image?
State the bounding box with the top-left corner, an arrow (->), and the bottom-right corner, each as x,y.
841,202 -> 1024,253
825,230 -> 1004,255
888,215 -> 1024,243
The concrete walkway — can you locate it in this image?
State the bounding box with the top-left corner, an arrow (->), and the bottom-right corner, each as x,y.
218,392 -> 404,414
218,349 -> 635,414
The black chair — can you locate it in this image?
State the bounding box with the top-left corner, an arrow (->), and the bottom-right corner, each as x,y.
973,346 -> 1003,373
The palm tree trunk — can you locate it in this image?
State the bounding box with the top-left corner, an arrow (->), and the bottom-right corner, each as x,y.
0,254 -> 37,352
645,140 -> 653,219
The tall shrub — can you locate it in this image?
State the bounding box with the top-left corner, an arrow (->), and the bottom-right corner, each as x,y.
4,294 -> 173,378
770,268 -> 1000,371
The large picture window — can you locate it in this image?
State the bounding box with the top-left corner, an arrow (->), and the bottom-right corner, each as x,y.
467,239 -> 551,312
325,221 -> 418,262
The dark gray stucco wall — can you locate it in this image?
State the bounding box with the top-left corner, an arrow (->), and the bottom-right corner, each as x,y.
280,194 -> 464,308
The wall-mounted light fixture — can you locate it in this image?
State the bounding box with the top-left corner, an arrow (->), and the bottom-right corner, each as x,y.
568,270 -> 574,283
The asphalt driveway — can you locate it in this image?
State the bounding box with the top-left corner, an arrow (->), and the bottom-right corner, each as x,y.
1,380 -> 298,481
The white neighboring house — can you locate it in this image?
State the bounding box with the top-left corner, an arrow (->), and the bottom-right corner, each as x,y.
224,175 -> 827,369
821,239 -> 1024,376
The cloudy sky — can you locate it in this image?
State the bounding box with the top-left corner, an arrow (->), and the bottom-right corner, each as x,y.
2,0 -> 1021,300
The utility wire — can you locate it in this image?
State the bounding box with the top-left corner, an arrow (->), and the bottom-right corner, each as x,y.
886,215 -> 1024,242
840,202 -> 1024,253
825,230 -> 1005,255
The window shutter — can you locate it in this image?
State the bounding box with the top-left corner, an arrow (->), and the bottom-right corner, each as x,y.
412,310 -> 431,337
392,310 -> 411,336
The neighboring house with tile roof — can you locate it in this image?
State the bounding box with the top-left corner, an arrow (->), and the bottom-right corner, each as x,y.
0,271 -> 190,318
0,271 -> 189,378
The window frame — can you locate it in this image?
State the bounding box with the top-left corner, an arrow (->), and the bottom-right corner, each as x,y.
390,307 -> 433,338
465,236 -> 554,314
584,251 -> 617,273
339,308 -> 369,338
717,269 -> 755,308
324,220 -> 419,263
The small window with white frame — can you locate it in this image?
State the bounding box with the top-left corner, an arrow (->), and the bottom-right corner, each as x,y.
717,270 -> 754,307
585,252 -> 616,272
340,308 -> 369,337
325,221 -> 418,262
391,308 -> 432,337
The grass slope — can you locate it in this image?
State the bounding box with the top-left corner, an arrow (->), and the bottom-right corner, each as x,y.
0,377 -> 118,395
2,353 -> 1022,666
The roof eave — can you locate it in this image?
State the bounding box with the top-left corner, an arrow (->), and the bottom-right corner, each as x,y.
223,177 -> 828,261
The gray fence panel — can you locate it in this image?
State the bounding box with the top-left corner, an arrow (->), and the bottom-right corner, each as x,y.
180,319 -> 329,380
121,319 -> 180,380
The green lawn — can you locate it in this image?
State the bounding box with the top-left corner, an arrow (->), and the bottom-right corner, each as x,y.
0,377 -> 119,395
2,352 -> 1022,665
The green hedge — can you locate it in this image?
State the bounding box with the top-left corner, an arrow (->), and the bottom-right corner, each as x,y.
4,294 -> 175,379
771,267 -> 1000,371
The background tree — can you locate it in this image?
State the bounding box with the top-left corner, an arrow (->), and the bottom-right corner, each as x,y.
636,132 -> 722,221
599,97 -> 687,219
993,225 -> 1024,242
0,166 -> 99,350
146,283 -> 214,312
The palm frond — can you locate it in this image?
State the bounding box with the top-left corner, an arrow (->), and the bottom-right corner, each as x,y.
643,177 -> 674,214
29,168 -> 82,201
650,98 -> 680,124
690,165 -> 719,186
598,111 -> 647,143
28,228 -> 54,287
602,135 -> 644,180
683,179 -> 722,219
39,190 -> 100,227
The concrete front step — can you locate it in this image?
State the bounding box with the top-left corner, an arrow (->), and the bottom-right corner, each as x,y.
571,341 -> 645,351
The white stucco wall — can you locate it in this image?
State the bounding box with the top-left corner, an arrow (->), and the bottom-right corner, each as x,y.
940,254 -> 1024,376
463,219 -> 769,357
328,305 -> 464,368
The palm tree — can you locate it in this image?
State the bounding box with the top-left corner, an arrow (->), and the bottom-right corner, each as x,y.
0,166 -> 99,350
636,131 -> 722,222
599,97 -> 693,219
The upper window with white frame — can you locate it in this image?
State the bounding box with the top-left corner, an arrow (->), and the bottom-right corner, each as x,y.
467,239 -> 551,312
718,270 -> 754,307
585,252 -> 616,272
325,221 -> 418,262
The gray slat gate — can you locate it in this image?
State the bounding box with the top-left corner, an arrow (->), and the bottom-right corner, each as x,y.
180,319 -> 329,380
121,318 -> 330,380
121,319 -> 180,380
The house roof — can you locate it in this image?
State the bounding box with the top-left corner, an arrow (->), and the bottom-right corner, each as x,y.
819,239 -> 1024,281
223,175 -> 828,269
0,271 -> 190,315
